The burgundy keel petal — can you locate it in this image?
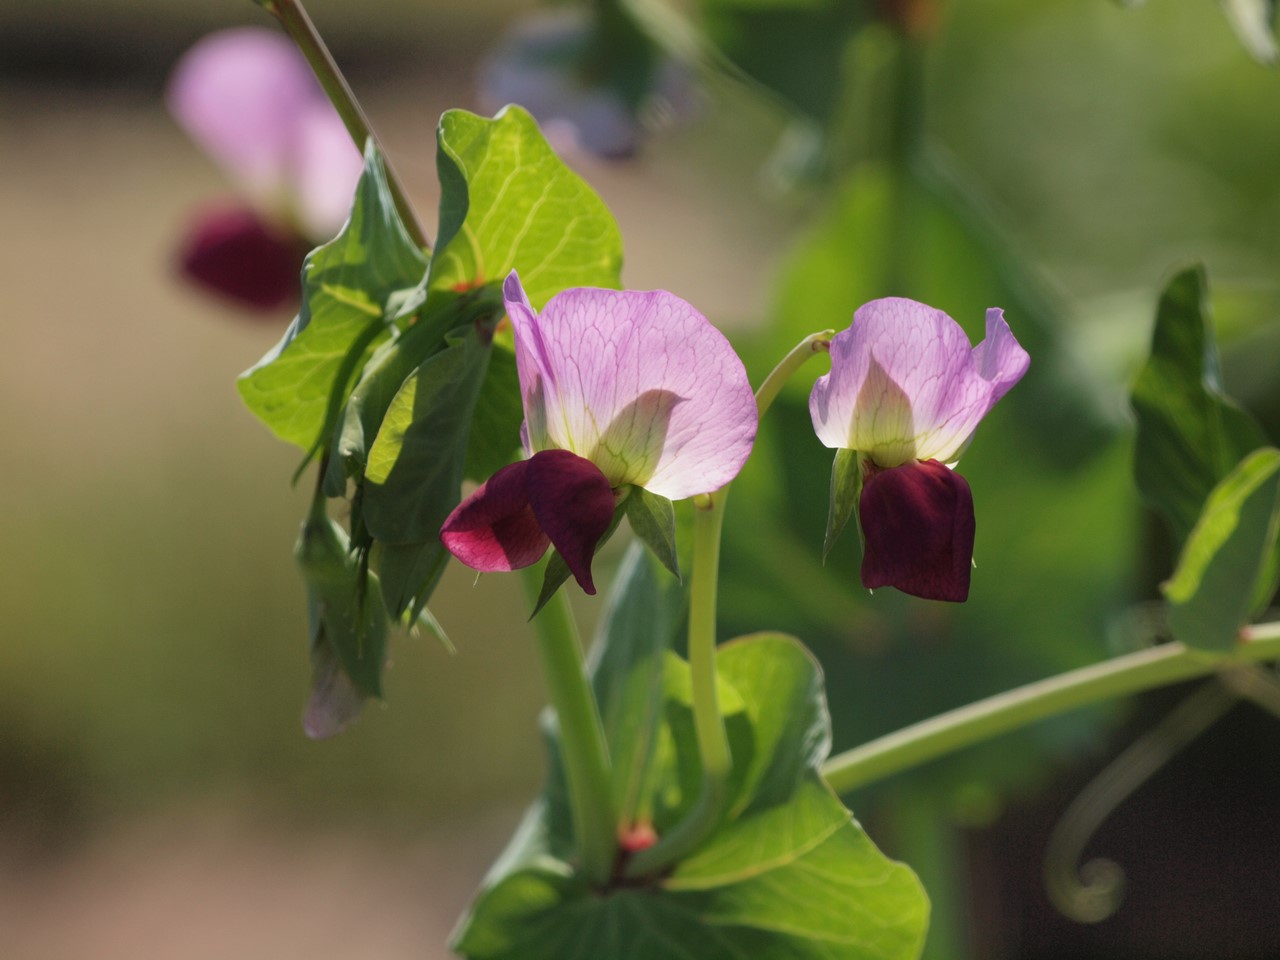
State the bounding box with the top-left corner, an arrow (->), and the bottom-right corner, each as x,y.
859,458 -> 975,602
440,459 -> 550,572
524,449 -> 616,595
178,204 -> 305,311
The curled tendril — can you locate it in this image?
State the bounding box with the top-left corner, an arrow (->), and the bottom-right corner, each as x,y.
1043,679 -> 1238,923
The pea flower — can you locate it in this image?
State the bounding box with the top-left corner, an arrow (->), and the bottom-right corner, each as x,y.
167,28 -> 363,310
441,271 -> 757,593
809,298 -> 1029,602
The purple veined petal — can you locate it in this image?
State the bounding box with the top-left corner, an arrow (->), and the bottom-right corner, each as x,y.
440,459 -> 550,572
502,271 -> 758,500
859,459 -> 974,603
973,308 -> 1031,405
176,202 -> 306,311
524,449 -> 617,594
809,297 -> 1029,466
167,28 -> 320,197
290,101 -> 364,241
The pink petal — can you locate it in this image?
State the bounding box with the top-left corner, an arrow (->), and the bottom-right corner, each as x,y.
810,297 -> 1028,465
167,28 -> 318,196
440,459 -> 549,572
859,459 -> 974,602
524,450 -> 617,595
502,271 -> 757,500
177,203 -> 304,311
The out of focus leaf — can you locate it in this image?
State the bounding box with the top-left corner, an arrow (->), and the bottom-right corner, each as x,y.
1219,0 -> 1279,64
1164,447 -> 1280,650
1131,265 -> 1267,547
427,105 -> 624,309
238,141 -> 428,451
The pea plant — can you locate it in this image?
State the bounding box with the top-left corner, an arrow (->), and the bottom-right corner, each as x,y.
173,0 -> 1280,956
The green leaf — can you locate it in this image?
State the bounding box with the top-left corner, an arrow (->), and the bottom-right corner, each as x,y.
1132,265 -> 1267,548
376,539 -> 451,622
294,514 -> 388,701
1219,0 -> 1279,65
625,487 -> 681,580
464,335 -> 524,483
1164,447 -> 1280,650
824,447 -> 862,562
238,141 -> 429,451
362,326 -> 492,544
427,106 -> 624,309
454,634 -> 928,960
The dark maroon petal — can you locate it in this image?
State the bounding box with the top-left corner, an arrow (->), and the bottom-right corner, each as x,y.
524,449 -> 616,595
177,203 -> 304,311
441,459 -> 550,572
859,459 -> 975,602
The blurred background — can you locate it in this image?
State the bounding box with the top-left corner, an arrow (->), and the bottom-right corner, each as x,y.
2,0 -> 1280,958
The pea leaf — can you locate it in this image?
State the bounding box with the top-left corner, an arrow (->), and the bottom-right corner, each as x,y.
238,141 -> 429,451
294,513 -> 389,720
1164,447 -> 1280,650
362,326 -> 492,544
426,105 -> 624,309
1131,265 -> 1267,547
453,633 -> 928,960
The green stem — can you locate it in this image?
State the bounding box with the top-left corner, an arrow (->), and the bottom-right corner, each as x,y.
626,497 -> 731,876
821,629 -> 1280,796
260,0 -> 431,251
520,567 -> 616,884
626,331 -> 833,878
753,330 -> 834,421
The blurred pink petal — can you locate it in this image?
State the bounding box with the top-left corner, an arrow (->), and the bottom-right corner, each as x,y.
503,271 -> 757,500
292,101 -> 366,239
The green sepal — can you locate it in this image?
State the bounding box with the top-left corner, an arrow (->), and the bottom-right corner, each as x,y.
530,496 -> 628,617
1164,447 -> 1280,650
238,140 -> 429,453
824,447 -> 863,563
1131,265 -> 1267,549
625,486 -> 681,580
294,511 -> 389,702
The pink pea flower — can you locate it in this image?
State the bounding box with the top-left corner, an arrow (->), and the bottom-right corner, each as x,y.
167,28 -> 363,311
441,271 -> 757,593
809,298 -> 1029,602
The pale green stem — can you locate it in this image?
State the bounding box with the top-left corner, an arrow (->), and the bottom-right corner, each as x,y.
626,498 -> 730,876
520,568 -> 616,884
260,0 -> 431,251
626,331 -> 834,878
822,629 -> 1280,796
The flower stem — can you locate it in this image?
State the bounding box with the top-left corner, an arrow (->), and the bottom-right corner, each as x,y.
625,495 -> 731,877
626,331 -> 833,878
821,629 -> 1280,796
259,0 -> 431,251
753,330 -> 834,421
519,567 -> 615,884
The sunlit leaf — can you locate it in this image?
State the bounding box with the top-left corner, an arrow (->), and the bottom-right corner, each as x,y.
1164,447 -> 1280,650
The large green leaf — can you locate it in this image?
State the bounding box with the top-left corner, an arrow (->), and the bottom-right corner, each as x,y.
427,105 -> 624,309
362,326 -> 491,544
454,633 -> 928,960
1164,447 -> 1280,650
1131,265 -> 1267,547
238,142 -> 429,451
